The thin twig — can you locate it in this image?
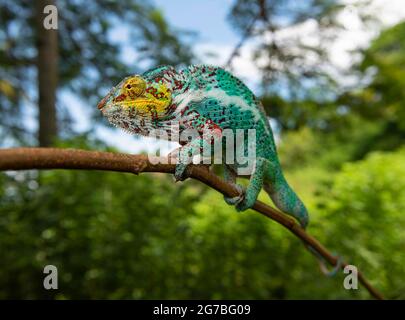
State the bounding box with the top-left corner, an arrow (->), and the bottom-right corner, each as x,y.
0,147 -> 384,300
225,0 -> 269,69
225,16 -> 258,69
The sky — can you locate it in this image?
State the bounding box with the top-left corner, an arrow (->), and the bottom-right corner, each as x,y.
68,0 -> 405,154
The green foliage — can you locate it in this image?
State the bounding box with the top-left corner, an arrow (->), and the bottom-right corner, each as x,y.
0,148 -> 202,298
0,165 -> 342,299
335,21 -> 405,155
319,148 -> 405,298
278,115 -> 384,171
360,21 -> 405,128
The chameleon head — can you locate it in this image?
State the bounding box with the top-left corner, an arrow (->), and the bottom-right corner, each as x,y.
97,75 -> 172,133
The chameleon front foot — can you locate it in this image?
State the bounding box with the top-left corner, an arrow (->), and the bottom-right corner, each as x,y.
174,163 -> 189,182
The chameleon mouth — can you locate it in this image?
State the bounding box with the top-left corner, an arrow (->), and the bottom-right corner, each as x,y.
115,97 -> 167,109
97,91 -> 113,110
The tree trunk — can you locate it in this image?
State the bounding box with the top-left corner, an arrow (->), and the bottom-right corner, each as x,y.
36,0 -> 58,147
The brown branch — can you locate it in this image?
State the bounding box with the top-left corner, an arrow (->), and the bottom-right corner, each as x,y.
0,147 -> 384,300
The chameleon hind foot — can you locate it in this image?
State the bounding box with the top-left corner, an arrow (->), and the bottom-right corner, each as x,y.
223,176 -> 261,212
224,184 -> 245,208
224,184 -> 256,212
235,196 -> 256,212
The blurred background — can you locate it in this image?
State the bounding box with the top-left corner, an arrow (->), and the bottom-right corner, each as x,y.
0,0 -> 404,299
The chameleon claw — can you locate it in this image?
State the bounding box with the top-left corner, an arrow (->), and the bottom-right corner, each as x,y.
235,199 -> 251,211
224,195 -> 244,206
174,173 -> 186,182
174,163 -> 188,182
224,184 -> 245,209
224,184 -> 257,212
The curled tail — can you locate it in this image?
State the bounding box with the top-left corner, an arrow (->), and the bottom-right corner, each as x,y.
263,164 -> 309,229
263,163 -> 343,276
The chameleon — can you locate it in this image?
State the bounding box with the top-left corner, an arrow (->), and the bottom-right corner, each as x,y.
97,64 -> 309,228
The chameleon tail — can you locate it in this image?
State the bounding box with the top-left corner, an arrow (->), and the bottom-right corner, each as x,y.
263,164 -> 309,229
263,164 -> 343,276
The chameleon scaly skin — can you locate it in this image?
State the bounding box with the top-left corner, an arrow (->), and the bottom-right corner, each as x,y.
97,65 -> 309,228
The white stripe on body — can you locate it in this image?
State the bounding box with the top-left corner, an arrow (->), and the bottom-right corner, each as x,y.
173,88 -> 269,135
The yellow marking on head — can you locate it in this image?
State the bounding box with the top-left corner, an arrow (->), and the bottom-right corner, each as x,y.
119,77 -> 172,118
122,77 -> 146,98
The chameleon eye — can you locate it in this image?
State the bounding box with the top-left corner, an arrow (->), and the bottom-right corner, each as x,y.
124,77 -> 146,97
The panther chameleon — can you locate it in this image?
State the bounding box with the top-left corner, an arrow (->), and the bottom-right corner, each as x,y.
97,64 -> 309,228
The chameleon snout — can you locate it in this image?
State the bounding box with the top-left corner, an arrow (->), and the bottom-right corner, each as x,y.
97,90 -> 114,110
97,96 -> 108,110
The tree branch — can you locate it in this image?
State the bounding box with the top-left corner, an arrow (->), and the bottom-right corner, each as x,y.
0,147 -> 384,300
225,16 -> 257,70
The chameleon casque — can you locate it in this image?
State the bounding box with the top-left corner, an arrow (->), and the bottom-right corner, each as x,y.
97,65 -> 309,228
